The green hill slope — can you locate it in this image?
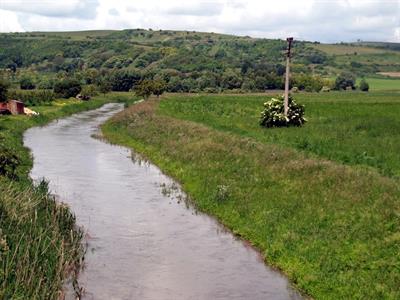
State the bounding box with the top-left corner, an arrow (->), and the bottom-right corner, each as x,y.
1,29 -> 399,92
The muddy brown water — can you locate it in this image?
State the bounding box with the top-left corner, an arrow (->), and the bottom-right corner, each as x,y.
24,103 -> 303,300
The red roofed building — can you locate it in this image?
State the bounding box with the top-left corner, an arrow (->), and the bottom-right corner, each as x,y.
0,100 -> 25,115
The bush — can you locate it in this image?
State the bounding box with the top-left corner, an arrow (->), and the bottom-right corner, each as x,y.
359,79 -> 369,92
335,72 -> 356,90
110,69 -> 141,91
80,84 -> 98,97
152,80 -> 167,97
98,79 -> 112,95
0,144 -> 20,179
134,79 -> 153,99
37,79 -> 54,90
203,87 -> 218,93
292,74 -> 324,92
260,95 -> 307,128
19,76 -> 36,90
53,79 -> 82,98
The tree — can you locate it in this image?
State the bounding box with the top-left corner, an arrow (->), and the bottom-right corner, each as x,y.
292,74 -> 324,92
359,79 -> 369,92
110,69 -> 141,91
334,72 -> 356,90
134,79 -> 167,99
53,79 -> 82,98
152,80 -> 167,97
196,72 -> 218,90
241,78 -> 256,91
134,79 -> 153,99
98,79 -> 112,95
304,51 -> 327,64
20,76 -> 36,90
81,84 -> 98,98
37,78 -> 54,90
6,62 -> 17,73
83,68 -> 100,84
221,69 -> 242,90
0,79 -> 9,102
167,76 -> 184,92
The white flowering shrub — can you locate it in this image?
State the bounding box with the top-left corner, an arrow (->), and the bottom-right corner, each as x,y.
260,95 -> 307,128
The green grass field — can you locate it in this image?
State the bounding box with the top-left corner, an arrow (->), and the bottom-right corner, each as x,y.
325,77 -> 400,91
159,92 -> 400,178
0,93 -> 136,299
312,43 -> 391,55
102,92 -> 400,299
358,78 -> 400,91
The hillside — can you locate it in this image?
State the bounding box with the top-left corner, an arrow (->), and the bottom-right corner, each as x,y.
1,29 -> 399,93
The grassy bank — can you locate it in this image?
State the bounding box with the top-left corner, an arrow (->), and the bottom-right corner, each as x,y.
102,96 -> 400,299
0,93 -> 136,299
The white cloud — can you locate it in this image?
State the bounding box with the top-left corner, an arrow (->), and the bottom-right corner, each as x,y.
0,0 -> 99,19
0,0 -> 399,42
0,9 -> 24,32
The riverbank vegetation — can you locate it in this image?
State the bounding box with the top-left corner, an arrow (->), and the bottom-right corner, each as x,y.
102,92 -> 400,299
0,93 -> 136,298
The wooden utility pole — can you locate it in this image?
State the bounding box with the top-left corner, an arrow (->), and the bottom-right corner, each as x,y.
284,37 -> 294,117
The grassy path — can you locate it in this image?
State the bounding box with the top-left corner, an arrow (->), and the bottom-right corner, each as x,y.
102,98 -> 400,299
0,93 -> 136,299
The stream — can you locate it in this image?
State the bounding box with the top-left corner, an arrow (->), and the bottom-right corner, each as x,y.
24,103 -> 302,300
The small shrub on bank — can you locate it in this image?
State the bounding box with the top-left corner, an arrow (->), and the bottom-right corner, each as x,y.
0,145 -> 20,179
260,95 -> 307,128
215,184 -> 230,202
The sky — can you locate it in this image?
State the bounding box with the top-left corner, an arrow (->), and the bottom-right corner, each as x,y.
0,0 -> 399,43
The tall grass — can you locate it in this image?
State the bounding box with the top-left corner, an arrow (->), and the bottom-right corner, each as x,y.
102,98 -> 400,299
0,178 -> 84,299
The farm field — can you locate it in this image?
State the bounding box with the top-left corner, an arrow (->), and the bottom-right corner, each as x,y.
378,72 -> 400,78
102,92 -> 400,299
311,43 -> 393,55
